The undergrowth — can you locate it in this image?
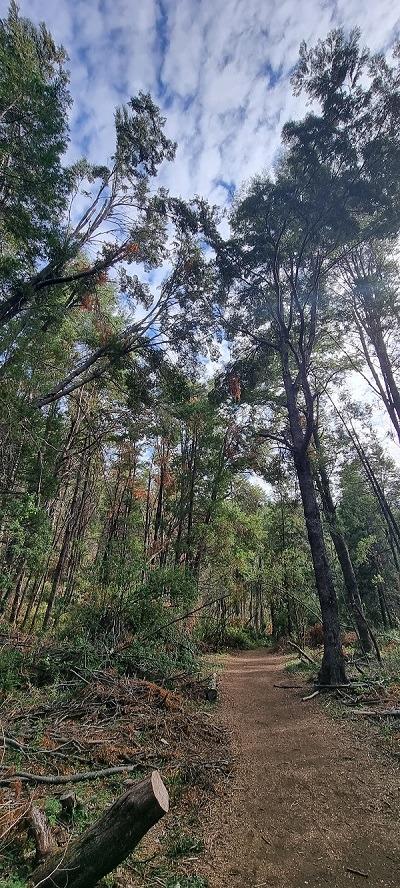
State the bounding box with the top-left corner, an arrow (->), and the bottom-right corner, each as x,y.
285,657 -> 318,679
0,620 -> 221,888
284,632 -> 400,763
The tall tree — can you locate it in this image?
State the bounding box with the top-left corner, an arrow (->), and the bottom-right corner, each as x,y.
189,29 -> 400,684
0,1 -> 70,266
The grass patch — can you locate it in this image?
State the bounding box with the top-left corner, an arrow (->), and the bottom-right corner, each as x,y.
165,878 -> 208,888
285,654 -> 319,680
165,829 -> 205,859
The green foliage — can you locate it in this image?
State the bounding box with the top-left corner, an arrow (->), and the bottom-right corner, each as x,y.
338,454 -> 400,622
287,28 -> 400,238
0,646 -> 23,692
43,796 -> 60,825
220,623 -> 260,649
0,1 -> 70,259
166,829 -> 205,859
285,657 -> 318,678
381,630 -> 400,674
0,878 -> 27,888
165,877 -> 208,888
114,92 -> 176,181
0,495 -> 52,575
117,633 -> 198,683
142,566 -> 197,609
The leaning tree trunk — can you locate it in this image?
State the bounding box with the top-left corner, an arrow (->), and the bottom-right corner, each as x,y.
312,432 -> 378,659
328,526 -> 380,660
294,451 -> 347,685
284,370 -> 347,686
30,771 -> 169,888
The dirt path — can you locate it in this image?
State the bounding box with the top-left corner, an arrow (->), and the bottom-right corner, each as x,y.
203,650 -> 400,888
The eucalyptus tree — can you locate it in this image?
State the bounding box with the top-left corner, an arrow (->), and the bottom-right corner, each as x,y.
0,85 -> 176,331
0,1 -> 70,273
0,4 -> 196,413
190,29 -> 400,684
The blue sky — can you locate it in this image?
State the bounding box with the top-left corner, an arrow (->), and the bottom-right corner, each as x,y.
5,0 -> 400,208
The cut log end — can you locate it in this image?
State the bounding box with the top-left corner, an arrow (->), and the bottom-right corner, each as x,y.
151,770 -> 169,813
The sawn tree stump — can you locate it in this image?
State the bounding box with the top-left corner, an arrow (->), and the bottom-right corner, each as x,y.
30,771 -> 169,888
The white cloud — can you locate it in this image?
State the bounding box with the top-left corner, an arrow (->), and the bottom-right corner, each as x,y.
8,0 -> 398,205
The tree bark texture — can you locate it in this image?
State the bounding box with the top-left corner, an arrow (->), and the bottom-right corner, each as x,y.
27,807 -> 58,864
294,451 -> 347,685
30,771 -> 169,888
283,368 -> 347,686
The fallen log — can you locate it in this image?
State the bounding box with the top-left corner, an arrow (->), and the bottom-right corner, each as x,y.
0,762 -> 154,787
273,684 -> 304,689
30,771 -> 169,888
345,866 -> 369,878
286,640 -> 318,666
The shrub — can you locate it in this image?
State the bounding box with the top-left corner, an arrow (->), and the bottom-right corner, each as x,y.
0,647 -> 23,692
308,623 -> 324,647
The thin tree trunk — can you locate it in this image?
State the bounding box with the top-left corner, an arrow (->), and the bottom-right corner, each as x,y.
312,430 -> 376,658
329,527 -> 381,660
351,292 -> 400,443
330,399 -> 400,550
9,563 -> 26,625
185,428 -> 198,567
43,447 -> 92,629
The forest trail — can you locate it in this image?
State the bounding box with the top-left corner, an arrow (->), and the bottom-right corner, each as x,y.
203,650 -> 400,888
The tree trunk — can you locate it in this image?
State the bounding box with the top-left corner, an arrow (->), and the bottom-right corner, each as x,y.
30,772 -> 169,888
294,451 -> 347,685
312,431 -> 376,658
377,580 -> 389,628
329,526 -> 380,659
43,447 -> 92,629
372,551 -> 394,628
185,427 -> 198,567
283,367 -> 347,685
10,564 -> 26,624
331,401 -> 400,552
27,807 -> 58,864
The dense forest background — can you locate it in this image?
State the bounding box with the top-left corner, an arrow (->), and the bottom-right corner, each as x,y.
1,1 -> 400,688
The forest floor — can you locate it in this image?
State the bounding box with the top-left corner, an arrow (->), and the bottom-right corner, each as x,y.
2,646 -> 400,888
200,649 -> 400,888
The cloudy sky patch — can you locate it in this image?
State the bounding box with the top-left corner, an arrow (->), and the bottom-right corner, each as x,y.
6,0 -> 398,206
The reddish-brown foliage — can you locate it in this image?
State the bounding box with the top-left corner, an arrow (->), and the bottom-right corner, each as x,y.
227,371 -> 241,402
308,623 -> 324,647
